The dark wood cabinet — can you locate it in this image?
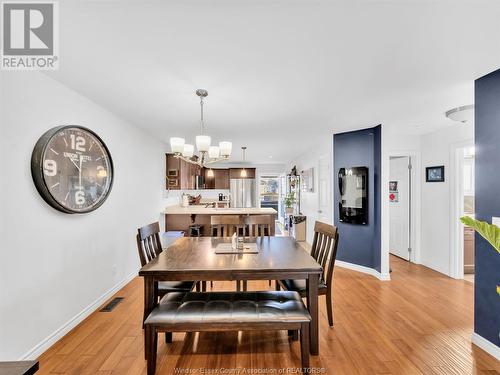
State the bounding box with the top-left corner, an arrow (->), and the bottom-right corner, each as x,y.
214,169 -> 230,189
229,168 -> 256,179
167,154 -> 231,190
166,154 -> 181,189
204,168 -> 215,189
204,169 -> 230,189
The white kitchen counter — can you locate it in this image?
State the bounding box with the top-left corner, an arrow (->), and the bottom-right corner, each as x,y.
164,205 -> 277,215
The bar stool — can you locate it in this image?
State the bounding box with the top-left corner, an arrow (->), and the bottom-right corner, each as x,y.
210,215 -> 245,291
188,224 -> 203,237
210,215 -> 244,237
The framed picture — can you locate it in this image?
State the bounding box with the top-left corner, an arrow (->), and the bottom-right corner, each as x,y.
426,166 -> 445,182
389,181 -> 398,192
301,168 -> 314,192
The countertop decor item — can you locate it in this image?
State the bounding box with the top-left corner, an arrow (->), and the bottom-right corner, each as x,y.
461,216 -> 500,295
31,125 -> 113,214
169,89 -> 232,168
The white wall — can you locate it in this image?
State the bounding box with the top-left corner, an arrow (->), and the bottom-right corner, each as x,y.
0,72 -> 167,360
288,138 -> 333,244
419,124 -> 473,276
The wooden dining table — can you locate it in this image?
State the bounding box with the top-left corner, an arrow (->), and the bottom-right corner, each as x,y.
139,236 -> 323,355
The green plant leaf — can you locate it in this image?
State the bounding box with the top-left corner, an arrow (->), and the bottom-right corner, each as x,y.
460,216 -> 500,253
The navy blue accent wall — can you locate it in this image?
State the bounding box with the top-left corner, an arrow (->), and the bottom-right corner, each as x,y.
333,125 -> 381,272
475,69 -> 500,347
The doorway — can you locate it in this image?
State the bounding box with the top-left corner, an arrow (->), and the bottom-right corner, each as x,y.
457,146 -> 475,282
259,175 -> 281,234
389,156 -> 412,261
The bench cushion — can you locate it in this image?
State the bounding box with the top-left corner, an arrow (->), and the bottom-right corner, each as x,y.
145,291 -> 311,326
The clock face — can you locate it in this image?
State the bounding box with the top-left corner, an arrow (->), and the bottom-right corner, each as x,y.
31,126 -> 113,213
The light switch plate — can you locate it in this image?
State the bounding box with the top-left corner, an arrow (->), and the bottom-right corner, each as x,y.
492,217 -> 500,227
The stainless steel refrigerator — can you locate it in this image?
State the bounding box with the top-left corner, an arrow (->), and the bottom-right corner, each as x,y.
230,179 -> 257,208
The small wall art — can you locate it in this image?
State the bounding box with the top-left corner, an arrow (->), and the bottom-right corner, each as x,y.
426,166 -> 445,182
301,168 -> 314,192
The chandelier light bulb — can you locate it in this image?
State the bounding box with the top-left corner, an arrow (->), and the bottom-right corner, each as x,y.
219,141 -> 232,157
208,146 -> 220,159
170,137 -> 185,154
182,144 -> 194,158
196,135 -> 211,152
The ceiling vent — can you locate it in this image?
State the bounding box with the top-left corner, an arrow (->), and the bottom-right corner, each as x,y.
445,105 -> 474,124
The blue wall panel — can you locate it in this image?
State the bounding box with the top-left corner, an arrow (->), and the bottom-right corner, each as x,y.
333,125 -> 381,272
475,69 -> 500,347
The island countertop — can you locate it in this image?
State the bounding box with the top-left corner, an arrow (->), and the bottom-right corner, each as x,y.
163,205 -> 277,215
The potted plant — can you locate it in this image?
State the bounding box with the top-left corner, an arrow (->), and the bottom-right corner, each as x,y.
284,192 -> 296,214
460,216 -> 500,295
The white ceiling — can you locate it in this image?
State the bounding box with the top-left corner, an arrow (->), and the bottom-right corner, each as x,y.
47,0 -> 500,164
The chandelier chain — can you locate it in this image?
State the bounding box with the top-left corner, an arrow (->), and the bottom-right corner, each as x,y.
200,96 -> 204,135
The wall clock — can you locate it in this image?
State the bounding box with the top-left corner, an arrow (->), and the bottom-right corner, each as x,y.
31,125 -> 114,214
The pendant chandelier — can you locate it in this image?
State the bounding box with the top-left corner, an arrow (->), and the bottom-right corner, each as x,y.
170,89 -> 232,167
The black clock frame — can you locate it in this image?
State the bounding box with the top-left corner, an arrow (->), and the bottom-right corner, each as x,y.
31,125 -> 114,214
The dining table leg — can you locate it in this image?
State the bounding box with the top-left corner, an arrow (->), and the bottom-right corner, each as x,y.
306,273 -> 319,355
144,276 -> 155,359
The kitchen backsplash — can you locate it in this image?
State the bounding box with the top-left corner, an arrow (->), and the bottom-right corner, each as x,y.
163,189 -> 230,207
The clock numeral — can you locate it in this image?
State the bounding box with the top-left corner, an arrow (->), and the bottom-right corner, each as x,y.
43,159 -> 57,176
70,134 -> 86,152
75,191 -> 86,205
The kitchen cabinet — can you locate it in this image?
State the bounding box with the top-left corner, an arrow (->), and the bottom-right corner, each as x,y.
167,154 -> 231,190
229,168 -> 256,179
214,169 -> 230,189
205,169 -> 230,189
464,226 -> 475,274
166,153 -> 203,190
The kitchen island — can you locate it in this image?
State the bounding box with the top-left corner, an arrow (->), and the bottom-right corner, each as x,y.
164,205 -> 278,236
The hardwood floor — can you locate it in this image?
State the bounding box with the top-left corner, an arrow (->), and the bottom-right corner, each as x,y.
37,256 -> 499,374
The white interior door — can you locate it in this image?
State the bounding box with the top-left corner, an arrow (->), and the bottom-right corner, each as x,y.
317,155 -> 332,224
389,156 -> 410,261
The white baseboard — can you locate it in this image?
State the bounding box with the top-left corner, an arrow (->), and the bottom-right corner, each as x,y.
472,333 -> 500,360
336,260 -> 391,281
20,270 -> 138,360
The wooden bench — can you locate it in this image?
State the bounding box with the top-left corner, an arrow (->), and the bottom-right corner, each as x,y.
144,291 -> 311,374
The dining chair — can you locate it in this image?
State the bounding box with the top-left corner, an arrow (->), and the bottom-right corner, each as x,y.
244,215 -> 274,287
210,215 -> 248,291
136,222 -> 197,325
244,215 -> 272,237
210,215 -> 245,237
278,221 -> 339,326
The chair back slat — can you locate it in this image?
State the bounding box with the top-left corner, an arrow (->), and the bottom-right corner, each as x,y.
326,232 -> 339,286
245,215 -> 272,237
136,222 -> 163,267
310,230 -> 320,259
310,221 -> 339,284
211,215 -> 243,237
